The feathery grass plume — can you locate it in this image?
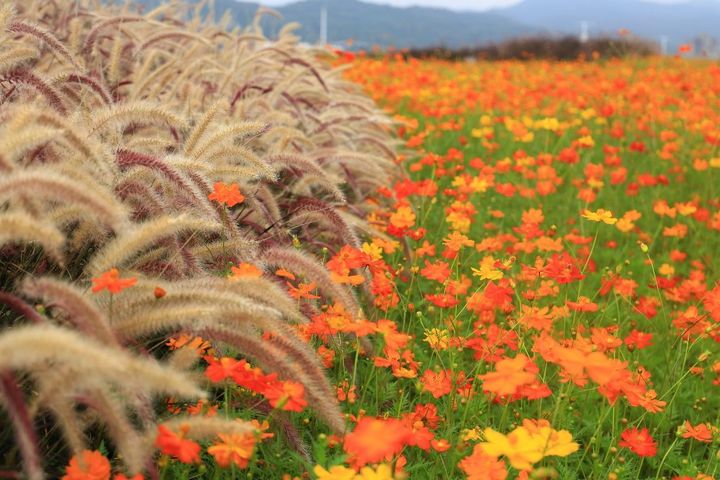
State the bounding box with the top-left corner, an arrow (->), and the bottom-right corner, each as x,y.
34,109 -> 112,166
0,68 -> 67,115
138,30 -> 213,52
81,16 -> 146,56
110,304 -> 224,340
0,45 -> 39,73
0,291 -> 46,325
6,21 -> 83,71
79,387 -> 150,474
29,382 -> 87,457
20,277 -> 117,345
188,237 -> 259,265
188,121 -> 268,161
109,290 -> 285,340
183,99 -> 222,155
0,324 -> 205,399
128,51 -> 172,98
52,72 -> 113,105
222,277 -> 308,324
287,198 -> 361,249
266,153 -> 346,203
338,210 -> 394,243
131,277 -> 307,325
0,169 -> 128,230
0,372 -> 44,480
263,125 -> 316,152
159,416 -> 257,440
90,101 -> 188,133
203,144 -> 277,180
0,213 -> 65,266
116,150 -> 218,217
85,215 -> 222,275
251,184 -> 283,228
0,123 -> 63,167
106,35 -> 124,87
0,3 -> 16,30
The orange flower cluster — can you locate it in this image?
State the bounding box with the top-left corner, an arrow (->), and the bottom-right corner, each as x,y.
205,356 -> 307,412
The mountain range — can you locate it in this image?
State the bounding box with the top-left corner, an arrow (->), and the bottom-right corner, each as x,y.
132,0 -> 720,51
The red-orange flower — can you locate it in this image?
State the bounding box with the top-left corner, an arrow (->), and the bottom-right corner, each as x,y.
263,380 -> 307,412
343,417 -> 412,467
155,424 -> 201,463
680,421 -> 713,443
230,263 -> 263,279
478,354 -> 540,397
618,427 -> 657,457
287,281 -> 321,299
458,445 -> 508,480
62,450 -> 111,480
208,182 -> 245,207
208,432 -> 256,468
420,369 -> 452,398
91,268 -> 136,294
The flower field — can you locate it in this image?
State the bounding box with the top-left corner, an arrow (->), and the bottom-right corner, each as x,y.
325,55 -> 720,479
1,0 -> 719,478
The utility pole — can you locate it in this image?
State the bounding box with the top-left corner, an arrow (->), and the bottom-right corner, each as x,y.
660,35 -> 668,55
580,21 -> 589,43
320,6 -> 328,45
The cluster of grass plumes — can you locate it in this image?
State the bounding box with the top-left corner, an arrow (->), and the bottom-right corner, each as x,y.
0,0 -> 398,477
403,35 -> 659,61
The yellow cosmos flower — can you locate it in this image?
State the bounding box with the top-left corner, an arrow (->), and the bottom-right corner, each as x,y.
357,464 -> 394,480
577,135 -> 595,147
582,208 -> 618,224
424,328 -> 450,350
313,465 -> 357,480
479,420 -> 579,471
313,464 -> 395,480
472,256 -> 504,281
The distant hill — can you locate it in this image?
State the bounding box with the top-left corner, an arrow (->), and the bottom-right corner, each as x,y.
495,0 -> 720,52
130,0 -> 720,52
132,0 -> 541,49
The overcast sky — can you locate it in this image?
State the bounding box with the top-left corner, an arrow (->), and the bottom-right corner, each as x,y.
255,0 -> 699,12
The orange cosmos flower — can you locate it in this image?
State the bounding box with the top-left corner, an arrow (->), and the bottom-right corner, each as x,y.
389,205 -> 416,230
62,450 -> 111,480
477,354 -> 539,397
275,268 -> 295,280
263,380 -> 307,412
680,421 -> 713,443
459,446 -> 508,480
443,231 -> 475,251
343,416 -> 412,467
420,369 -> 452,398
431,438 -> 451,452
566,296 -> 598,312
230,262 -> 263,279
420,260 -> 451,283
618,427 -> 657,457
208,432 -> 256,468
208,182 -> 245,207
91,268 -> 137,294
287,281 -> 321,299
326,245 -> 368,284
155,424 -> 201,463
205,356 -> 241,382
